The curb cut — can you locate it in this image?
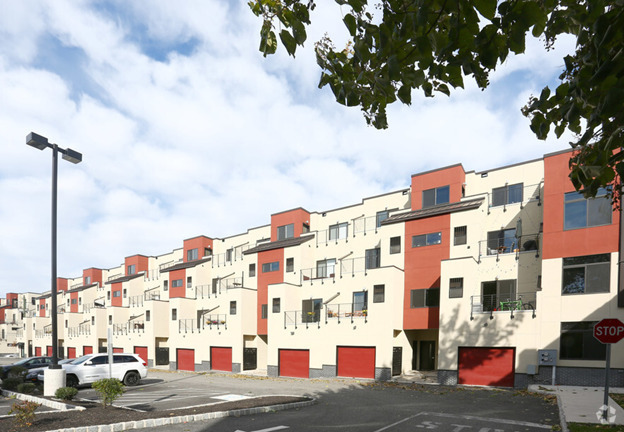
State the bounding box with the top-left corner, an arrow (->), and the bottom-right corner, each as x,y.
528,386 -> 567,432
0,389 -> 85,412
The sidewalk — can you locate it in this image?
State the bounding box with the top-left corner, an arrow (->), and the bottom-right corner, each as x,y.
530,385 -> 624,427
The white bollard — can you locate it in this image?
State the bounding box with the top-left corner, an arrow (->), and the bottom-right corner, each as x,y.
43,368 -> 66,397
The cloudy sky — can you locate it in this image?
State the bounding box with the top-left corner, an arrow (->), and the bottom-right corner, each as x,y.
0,1 -> 574,298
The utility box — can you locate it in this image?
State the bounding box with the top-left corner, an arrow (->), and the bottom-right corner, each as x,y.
538,349 -> 557,366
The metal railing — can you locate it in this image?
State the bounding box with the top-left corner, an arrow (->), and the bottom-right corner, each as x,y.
129,320 -> 145,332
203,314 -> 227,329
470,292 -> 537,319
128,294 -> 144,308
195,284 -> 214,298
352,215 -> 381,236
284,310 -> 321,329
478,233 -> 541,261
144,269 -> 160,281
301,265 -> 336,284
220,276 -> 244,291
486,182 -> 542,212
107,273 -> 123,282
144,290 -> 161,301
325,303 -> 368,323
68,323 -> 91,337
113,323 -> 128,335
179,319 -> 197,333
35,330 -> 46,338
159,260 -> 181,271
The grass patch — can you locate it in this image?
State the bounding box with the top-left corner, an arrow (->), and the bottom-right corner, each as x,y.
611,393 -> 624,410
569,424 -> 624,431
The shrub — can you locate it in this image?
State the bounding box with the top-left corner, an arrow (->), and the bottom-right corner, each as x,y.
55,386 -> 78,401
92,378 -> 124,408
7,366 -> 28,379
9,400 -> 40,428
1,377 -> 23,391
16,383 -> 36,394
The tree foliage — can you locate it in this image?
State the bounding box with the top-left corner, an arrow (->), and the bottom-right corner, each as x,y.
249,0 -> 624,203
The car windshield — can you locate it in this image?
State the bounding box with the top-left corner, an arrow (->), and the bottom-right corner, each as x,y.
69,355 -> 92,365
13,358 -> 31,366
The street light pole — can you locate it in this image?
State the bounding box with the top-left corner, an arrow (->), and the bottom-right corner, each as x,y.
26,132 -> 82,395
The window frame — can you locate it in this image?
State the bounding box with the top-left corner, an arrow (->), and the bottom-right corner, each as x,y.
365,247 -> 381,269
277,223 -> 295,241
230,301 -> 237,315
564,188 -> 612,230
187,248 -> 198,261
492,183 -> 523,207
272,298 -> 281,313
329,222 -> 348,240
249,263 -> 256,277
453,226 -> 467,246
560,321 -> 606,360
373,285 -> 385,303
562,253 -> 610,295
389,236 -> 401,254
261,304 -> 268,319
127,264 -> 136,275
422,185 -> 450,208
410,288 -> 440,308
376,210 -> 389,228
262,261 -> 280,273
449,277 -> 463,298
171,279 -> 183,288
286,257 -> 294,273
412,232 -> 442,248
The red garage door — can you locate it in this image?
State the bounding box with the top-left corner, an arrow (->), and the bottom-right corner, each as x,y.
46,346 -> 53,356
67,347 -> 76,359
113,347 -> 123,353
337,347 -> 375,379
458,347 -> 515,387
279,349 -> 309,378
134,346 -> 148,364
83,346 -> 93,356
177,348 -> 195,371
35,347 -> 41,356
211,347 -> 232,372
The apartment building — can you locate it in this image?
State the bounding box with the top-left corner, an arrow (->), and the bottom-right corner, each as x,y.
2,148 -> 622,388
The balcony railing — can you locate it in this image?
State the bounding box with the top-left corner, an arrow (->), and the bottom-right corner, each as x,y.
144,290 -> 161,301
352,215 -> 382,236
203,314 -> 227,329
470,292 -> 537,320
107,273 -> 123,282
220,276 -> 244,291
195,284 -> 214,298
144,269 -> 160,281
68,323 -> 91,337
326,303 -> 368,323
284,310 -> 321,329
486,182 -> 542,212
478,233 -> 541,262
179,315 -> 228,333
128,294 -> 144,308
159,260 -> 181,271
113,323 -> 128,335
130,320 -> 145,332
301,266 -> 336,284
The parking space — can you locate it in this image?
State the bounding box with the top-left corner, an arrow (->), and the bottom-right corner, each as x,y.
374,412 -> 552,432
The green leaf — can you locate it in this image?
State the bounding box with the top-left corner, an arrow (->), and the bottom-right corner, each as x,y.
387,55 -> 400,81
279,30 -> 297,56
397,84 -> 412,104
344,14 -> 357,37
473,0 -> 497,20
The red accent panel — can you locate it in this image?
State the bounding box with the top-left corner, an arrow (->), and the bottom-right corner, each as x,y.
458,347 -> 515,387
113,347 -> 123,353
337,347 -> 375,379
46,346 -> 53,356
177,348 -> 195,371
257,248 -> 284,335
411,164 -> 465,210
543,151 -> 619,259
35,347 -> 42,356
125,255 -> 149,275
270,208 -> 311,241
111,282 -> 123,307
67,347 -> 76,359
279,349 -> 309,378
83,346 -> 93,356
39,299 -> 46,317
70,292 -> 79,313
57,278 -> 68,292
169,269 -> 186,299
6,293 -> 18,307
0,308 -> 5,322
183,236 -> 213,262
83,268 -> 103,286
134,346 -> 148,364
211,347 -> 233,372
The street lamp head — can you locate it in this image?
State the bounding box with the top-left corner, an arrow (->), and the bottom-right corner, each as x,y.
62,148 -> 82,164
26,132 -> 50,150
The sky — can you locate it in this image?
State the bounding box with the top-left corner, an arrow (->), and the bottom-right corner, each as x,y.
0,1 -> 576,298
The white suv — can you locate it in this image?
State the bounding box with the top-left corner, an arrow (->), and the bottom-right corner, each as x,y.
61,353 -> 148,387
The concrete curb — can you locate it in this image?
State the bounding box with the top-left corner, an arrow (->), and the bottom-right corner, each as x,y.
1,389 -> 86,411
4,395 -> 315,432
528,385 -> 567,432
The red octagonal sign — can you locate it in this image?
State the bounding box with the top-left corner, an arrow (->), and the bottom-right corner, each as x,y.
594,318 -> 624,344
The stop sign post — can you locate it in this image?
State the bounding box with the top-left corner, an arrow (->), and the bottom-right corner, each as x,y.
594,318 -> 624,422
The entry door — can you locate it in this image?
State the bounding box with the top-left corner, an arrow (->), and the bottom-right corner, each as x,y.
243,348 -> 257,371
419,341 -> 436,371
392,347 -> 402,376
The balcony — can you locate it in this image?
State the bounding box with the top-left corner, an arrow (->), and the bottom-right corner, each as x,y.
470,292 -> 537,320
113,320 -> 145,335
128,294 -> 144,308
178,315 -> 227,333
284,310 -> 321,329
325,303 -> 368,323
68,323 -> 91,337
144,290 -> 161,301
478,233 -> 541,262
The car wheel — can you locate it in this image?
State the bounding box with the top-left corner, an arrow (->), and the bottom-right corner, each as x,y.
123,371 -> 140,386
66,375 -> 79,388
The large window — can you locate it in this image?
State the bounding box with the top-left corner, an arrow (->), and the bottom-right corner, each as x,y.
365,247 -> 381,269
249,263 -> 256,277
353,291 -> 367,313
286,257 -> 294,273
226,248 -> 233,262
487,228 -> 516,254
230,301 -> 237,315
127,264 -> 136,275
272,298 -> 281,313
261,304 -> 268,319
412,232 -> 442,247
564,188 -> 611,230
277,223 -> 294,240
481,279 -> 516,311
171,279 -> 183,288
492,183 -> 523,207
376,210 -> 389,227
390,236 -> 401,254
262,261 -> 280,273
302,298 -> 322,323
560,322 -> 606,360
329,222 -> 348,240
562,254 -> 610,294
422,185 -> 450,208
454,226 -> 467,246
316,259 -> 336,278
410,288 -> 440,308
449,278 -> 463,298
187,248 -> 198,261
373,285 -> 385,303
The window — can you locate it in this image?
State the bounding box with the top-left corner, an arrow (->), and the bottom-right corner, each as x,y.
187,248 -> 198,261
481,279 -> 516,311
560,322 -> 606,360
390,237 -> 401,254
286,258 -> 294,273
487,228 -> 516,254
230,301 -> 237,315
123,289 -> 127,298
302,223 -> 310,233
412,232 -> 442,247
172,309 -> 177,320
107,292 -> 111,300
365,247 -> 381,269
262,261 -> 280,273
163,280 -> 168,291
79,297 -> 82,305
127,264 -> 136,275
302,298 -> 322,322
454,226 -> 467,246
373,285 -> 385,303
91,316 -> 95,325
70,299 -> 77,305
422,185 -> 450,208
186,276 -> 192,289
492,183 -> 523,207
171,279 -> 183,288
376,210 -> 389,227
204,247 -> 212,257
67,299 -> 70,306
226,248 -> 233,262
277,223 -> 295,240
410,288 -> 440,308
329,222 -> 348,240
108,315 -> 112,325
85,276 -> 91,285
562,254 -> 610,294
261,304 -> 268,319
212,278 -> 218,294
564,188 -> 611,230
145,311 -> 150,322
316,259 -> 336,278
272,298 -> 281,313
65,320 -> 68,328
249,263 -> 256,277
449,278 -> 463,298
353,291 -> 367,313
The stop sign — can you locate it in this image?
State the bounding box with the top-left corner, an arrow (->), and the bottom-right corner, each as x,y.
594,318 -> 624,344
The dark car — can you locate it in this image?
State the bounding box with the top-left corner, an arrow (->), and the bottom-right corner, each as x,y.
0,356 -> 53,380
24,358 -> 73,383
